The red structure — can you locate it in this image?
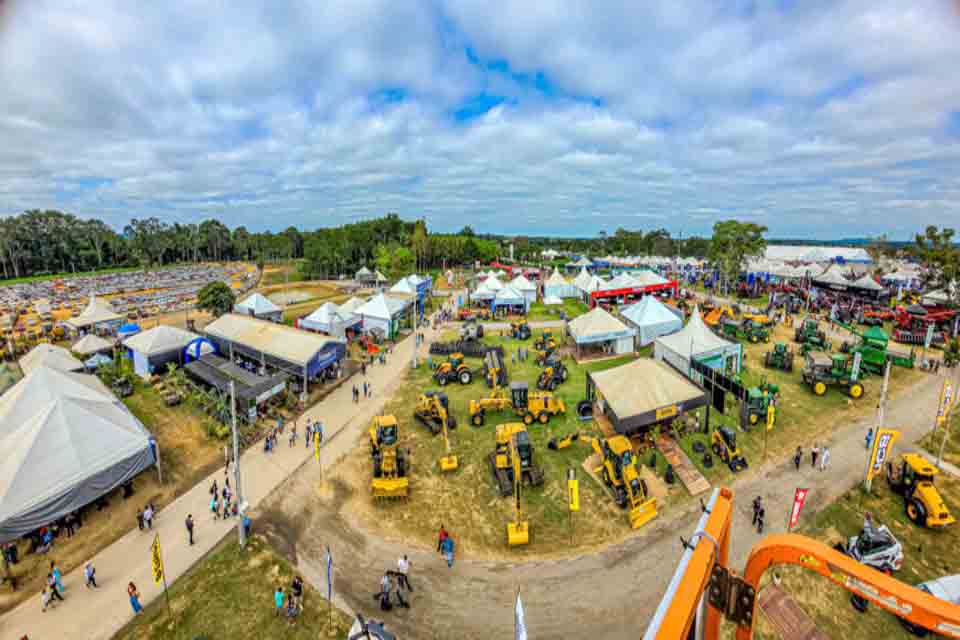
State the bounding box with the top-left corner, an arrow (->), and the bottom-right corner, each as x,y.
893,305 -> 956,346
589,281 -> 679,308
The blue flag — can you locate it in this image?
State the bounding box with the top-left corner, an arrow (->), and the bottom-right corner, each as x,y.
325,546 -> 333,602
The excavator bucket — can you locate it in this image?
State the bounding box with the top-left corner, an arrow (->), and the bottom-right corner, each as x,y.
507,520 -> 530,546
372,477 -> 409,499
629,497 -> 658,530
439,453 -> 459,472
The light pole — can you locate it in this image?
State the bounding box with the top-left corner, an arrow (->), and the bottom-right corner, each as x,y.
229,381 -> 246,548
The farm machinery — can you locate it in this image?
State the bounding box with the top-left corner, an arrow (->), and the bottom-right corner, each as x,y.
801,351 -> 865,399
764,343 -> 794,372
469,381 -> 566,426
482,349 -> 509,388
720,318 -> 769,344
893,305 -> 955,347
510,321 -> 532,340
413,391 -> 457,435
740,382 -> 778,429
592,435 -> 658,529
536,353 -> 569,391
837,322 -> 915,372
887,453 -> 956,528
432,352 -> 474,386
711,426 -> 748,472
533,328 -> 558,352
794,317 -> 826,344
369,415 -> 409,499
704,305 -> 735,328
489,422 -> 544,498
460,317 -> 485,342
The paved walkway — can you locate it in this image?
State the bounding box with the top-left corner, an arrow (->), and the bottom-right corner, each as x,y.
0,321 -> 441,640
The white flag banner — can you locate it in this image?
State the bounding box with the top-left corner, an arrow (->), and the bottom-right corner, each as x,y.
515,592 -> 528,640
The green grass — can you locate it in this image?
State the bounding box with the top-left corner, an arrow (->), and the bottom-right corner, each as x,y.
261,260 -> 308,286
738,471 -> 960,640
115,536 -> 351,639
919,411 -> 960,468
525,299 -> 589,321
0,264 -> 144,286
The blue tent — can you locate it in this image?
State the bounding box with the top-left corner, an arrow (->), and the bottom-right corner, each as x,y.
117,323 -> 141,339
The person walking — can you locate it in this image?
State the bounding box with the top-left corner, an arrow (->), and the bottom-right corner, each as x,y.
305,422 -> 313,449
820,446 -> 831,471
756,506 -> 765,534
136,509 -> 145,532
793,446 -> 802,471
84,562 -> 97,588
143,504 -> 154,530
751,496 -> 763,527
367,381 -> 373,397
211,495 -> 220,520
46,573 -> 64,602
185,514 -> 195,545
128,582 -> 142,615
291,575 -> 304,611
274,586 -> 285,616
865,428 -> 873,450
392,572 -> 409,609
437,524 -> 449,553
441,535 -> 455,568
378,573 -> 391,611
397,555 -> 413,591
811,443 -> 820,469
50,561 -> 64,593
41,586 -> 54,612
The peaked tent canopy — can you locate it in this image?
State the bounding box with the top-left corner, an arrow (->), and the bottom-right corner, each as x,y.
813,265 -> 850,288
508,274 -> 537,306
544,269 -> 579,299
602,273 -> 640,291
632,270 -> 670,287
493,285 -> 527,310
567,306 -> 635,355
571,267 -> 594,291
338,296 -> 367,315
389,278 -> 417,296
234,292 -> 282,320
70,334 -> 113,357
123,325 -> 200,357
299,301 -> 360,337
355,266 -> 373,279
373,270 -> 388,283
654,307 -> 742,375
850,274 -> 884,292
621,296 -> 684,346
354,293 -> 411,340
18,344 -> 83,376
0,366 -> 156,542
65,295 -> 122,330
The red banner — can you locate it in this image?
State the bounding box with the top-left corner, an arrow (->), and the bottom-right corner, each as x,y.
789,488 -> 809,530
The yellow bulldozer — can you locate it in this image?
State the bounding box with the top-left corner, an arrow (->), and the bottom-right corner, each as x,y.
469,381 -> 566,427
432,352 -> 473,386
414,391 -> 457,436
369,415 -> 409,499
490,422 -> 545,497
592,436 -> 658,529
887,453 -> 955,528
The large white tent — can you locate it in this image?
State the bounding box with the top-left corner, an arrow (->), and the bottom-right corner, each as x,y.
354,293 -> 410,340
571,267 -> 594,292
70,334 -> 113,357
544,269 -> 578,299
621,296 -> 684,346
813,265 -> 850,289
567,306 -> 636,356
65,295 -> 122,332
0,366 -> 156,542
124,325 -> 204,379
849,274 -> 884,293
508,274 -> 538,306
493,285 -> 527,311
338,296 -> 367,315
298,301 -> 360,338
18,344 -> 84,376
234,292 -> 283,321
655,307 -> 742,376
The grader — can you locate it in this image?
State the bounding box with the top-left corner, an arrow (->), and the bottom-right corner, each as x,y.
469,381 -> 566,426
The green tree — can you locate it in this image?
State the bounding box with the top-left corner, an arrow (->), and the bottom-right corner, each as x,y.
913,226 -> 959,305
708,220 -> 768,295
196,281 -> 236,317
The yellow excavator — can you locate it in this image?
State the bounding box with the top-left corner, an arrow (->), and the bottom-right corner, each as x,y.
469,381 -> 566,426
506,431 -> 530,546
438,410 -> 459,472
592,435 -> 658,529
370,415 -> 409,499
414,391 -> 457,435
490,422 -> 545,497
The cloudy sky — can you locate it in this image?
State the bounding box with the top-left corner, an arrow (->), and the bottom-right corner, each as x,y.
1,1 -> 959,238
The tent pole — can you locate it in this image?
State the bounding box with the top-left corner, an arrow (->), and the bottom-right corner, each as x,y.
154,440 -> 164,485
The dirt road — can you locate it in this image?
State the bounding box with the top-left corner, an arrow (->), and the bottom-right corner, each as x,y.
258,355 -> 947,638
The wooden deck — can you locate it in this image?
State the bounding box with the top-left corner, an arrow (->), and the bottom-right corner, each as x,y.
758,584 -> 829,640
656,435 -> 711,497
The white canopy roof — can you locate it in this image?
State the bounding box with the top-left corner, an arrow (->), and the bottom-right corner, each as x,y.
338,297 -> 366,314
67,295 -> 122,329
568,256 -> 593,267
0,366 -> 155,542
19,344 -> 83,376
655,307 -> 735,357
813,265 -> 850,287
633,270 -> 670,287
621,296 -> 682,326
123,325 -> 200,356
354,293 -> 409,320
355,266 -> 372,278
494,285 -> 525,305
70,334 -> 113,356
582,274 -> 607,293
389,278 -> 417,295
572,267 -> 593,291
235,292 -> 281,315
374,270 -> 388,282
546,269 -> 568,286
205,314 -> 343,367
850,274 -> 884,292
303,302 -> 344,325
482,275 -> 505,292
602,273 -> 640,291
568,306 -> 634,343
509,274 -> 537,292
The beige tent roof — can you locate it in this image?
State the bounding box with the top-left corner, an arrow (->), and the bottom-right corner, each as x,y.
204,313 -> 343,367
546,269 -> 568,286
123,325 -> 199,356
18,344 -> 84,376
590,358 -> 704,419
568,306 -> 634,340
338,297 -> 366,314
66,295 -> 121,329
655,307 -> 736,357
70,334 -> 113,356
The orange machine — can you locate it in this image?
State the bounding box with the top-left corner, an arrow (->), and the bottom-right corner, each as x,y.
643,487 -> 960,639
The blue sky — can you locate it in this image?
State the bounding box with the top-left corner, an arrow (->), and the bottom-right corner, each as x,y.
1,1 -> 959,239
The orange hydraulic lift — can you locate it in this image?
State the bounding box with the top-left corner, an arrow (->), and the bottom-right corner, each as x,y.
643,487 -> 960,640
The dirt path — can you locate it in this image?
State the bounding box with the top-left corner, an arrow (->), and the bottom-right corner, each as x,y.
260,365 -> 947,639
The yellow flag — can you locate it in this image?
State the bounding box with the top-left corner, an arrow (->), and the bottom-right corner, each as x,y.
568,478 -> 580,512
766,405 -> 776,432
866,428 -> 901,481
151,534 -> 164,585
936,380 -> 954,426
314,429 -> 320,462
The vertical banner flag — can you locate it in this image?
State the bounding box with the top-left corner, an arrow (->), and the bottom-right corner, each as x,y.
789,488 -> 809,530
325,546 -> 333,602
766,404 -> 776,432
150,534 -> 164,585
937,381 -> 955,427
314,429 -> 321,462
851,352 -> 862,382
867,428 -> 901,481
567,468 -> 580,512
515,591 -> 528,640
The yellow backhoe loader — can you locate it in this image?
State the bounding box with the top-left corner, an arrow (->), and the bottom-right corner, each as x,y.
592,436 -> 658,529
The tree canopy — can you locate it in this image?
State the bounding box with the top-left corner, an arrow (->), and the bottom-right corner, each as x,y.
913,226 -> 959,305
708,220 -> 768,294
196,281 -> 237,318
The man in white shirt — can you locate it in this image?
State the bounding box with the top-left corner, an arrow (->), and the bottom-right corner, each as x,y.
397,555 -> 412,591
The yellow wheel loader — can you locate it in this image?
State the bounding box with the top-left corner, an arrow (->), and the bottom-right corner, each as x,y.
432,352 -> 473,386
369,415 -> 409,499
592,436 -> 658,529
887,453 -> 955,528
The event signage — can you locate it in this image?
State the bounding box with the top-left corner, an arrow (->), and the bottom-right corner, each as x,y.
789,488 -> 809,530
867,428 -> 901,481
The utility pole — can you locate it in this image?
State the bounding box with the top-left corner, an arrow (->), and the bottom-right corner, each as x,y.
863,359 -> 891,492
229,381 -> 246,548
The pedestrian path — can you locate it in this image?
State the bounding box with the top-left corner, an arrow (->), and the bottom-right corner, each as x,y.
0,322 -> 440,640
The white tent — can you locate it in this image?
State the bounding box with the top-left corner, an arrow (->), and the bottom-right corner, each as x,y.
389,278 -> 417,296
299,302 -> 360,338
354,293 -> 410,340
339,296 -> 367,315
922,282 -> 958,306
813,265 -> 850,289
632,270 -> 670,287
123,325 -> 202,380
567,307 -> 636,356
18,344 -> 84,376
0,366 -> 156,542
65,295 -> 122,331
601,273 -> 640,291
544,269 -> 578,299
70,334 -> 113,357
234,292 -> 283,321
571,267 -> 593,292
374,270 -> 388,283
470,281 -> 496,301
355,266 -> 373,280
482,275 -> 505,292
850,274 -> 884,293
655,307 -> 742,376
621,296 -> 684,346
508,274 -> 537,306
567,256 -> 593,269
493,285 -> 528,311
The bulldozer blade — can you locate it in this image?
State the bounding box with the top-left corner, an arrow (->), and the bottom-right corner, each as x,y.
439,454 -> 459,472
507,520 -> 530,546
629,498 -> 658,530
372,478 -> 409,499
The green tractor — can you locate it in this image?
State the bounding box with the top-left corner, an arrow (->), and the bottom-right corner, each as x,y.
720,318 -> 769,344
764,343 -> 794,372
837,323 -> 914,372
794,317 -> 826,344
801,351 -> 865,399
741,382 -> 779,428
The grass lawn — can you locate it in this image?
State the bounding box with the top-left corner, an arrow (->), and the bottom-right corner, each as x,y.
0,265 -> 144,286
0,382 -> 224,614
260,260 -> 308,286
115,535 -> 351,639
919,411 -> 960,468
525,299 -> 589,322
726,470 -> 960,640
340,330 -> 691,558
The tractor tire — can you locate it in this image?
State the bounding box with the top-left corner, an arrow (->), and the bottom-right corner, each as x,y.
907,498 -> 927,526
397,453 -> 407,477
523,412 -> 534,425
472,411 -> 485,427
447,415 -> 458,430
750,335 -> 758,344
691,441 -> 706,454
477,325 -> 484,338
702,453 -> 713,468
814,381 -> 827,396
438,375 -> 448,387
459,369 -> 472,385
615,487 -> 628,509
576,400 -> 593,419
848,383 -> 864,399
538,411 -> 550,424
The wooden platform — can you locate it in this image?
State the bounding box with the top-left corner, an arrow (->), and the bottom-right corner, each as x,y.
656,435 -> 711,497
758,584 -> 829,640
